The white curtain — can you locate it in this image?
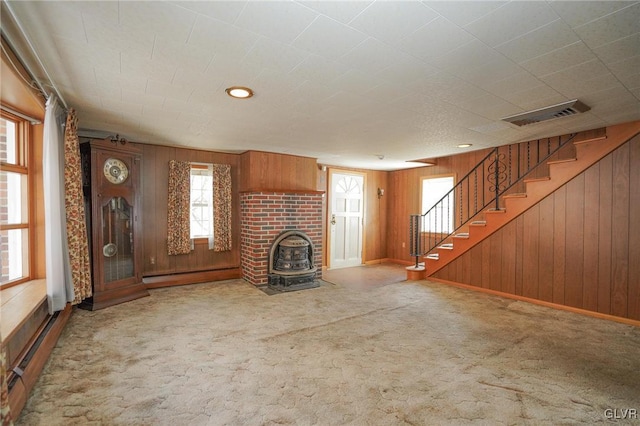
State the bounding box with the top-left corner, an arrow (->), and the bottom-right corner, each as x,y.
43,96 -> 73,313
206,164 -> 214,250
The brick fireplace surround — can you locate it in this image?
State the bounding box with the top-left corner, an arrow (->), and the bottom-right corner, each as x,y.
240,191 -> 323,286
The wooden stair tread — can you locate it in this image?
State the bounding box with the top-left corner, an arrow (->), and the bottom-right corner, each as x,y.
453,232 -> 469,239
438,243 -> 454,250
502,193 -> 526,199
470,221 -> 486,226
486,208 -> 506,214
425,253 -> 439,260
547,157 -> 577,165
524,176 -> 551,183
573,135 -> 606,145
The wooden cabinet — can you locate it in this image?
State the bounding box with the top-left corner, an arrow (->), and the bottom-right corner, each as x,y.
80,138 -> 148,310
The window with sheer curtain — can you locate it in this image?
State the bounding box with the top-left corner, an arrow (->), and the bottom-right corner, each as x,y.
0,113 -> 30,288
167,161 -> 232,255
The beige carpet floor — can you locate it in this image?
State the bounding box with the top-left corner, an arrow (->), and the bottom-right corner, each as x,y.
16,276 -> 640,425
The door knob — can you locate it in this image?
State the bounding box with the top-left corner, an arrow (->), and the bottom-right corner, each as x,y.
331,214 -> 336,225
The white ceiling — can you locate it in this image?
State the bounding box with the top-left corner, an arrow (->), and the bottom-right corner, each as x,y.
3,1 -> 639,170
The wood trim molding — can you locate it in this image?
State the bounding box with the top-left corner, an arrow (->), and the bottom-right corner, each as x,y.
240,189 -> 325,194
427,277 -> 640,328
143,268 -> 241,288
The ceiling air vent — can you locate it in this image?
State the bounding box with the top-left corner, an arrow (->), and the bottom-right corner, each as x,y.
501,99 -> 590,127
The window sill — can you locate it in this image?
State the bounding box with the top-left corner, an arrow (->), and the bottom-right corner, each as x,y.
0,279 -> 47,342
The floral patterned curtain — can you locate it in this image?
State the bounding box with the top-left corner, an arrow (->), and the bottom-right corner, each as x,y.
212,164 -> 232,251
167,160 -> 191,255
1,338 -> 12,426
63,108 -> 92,304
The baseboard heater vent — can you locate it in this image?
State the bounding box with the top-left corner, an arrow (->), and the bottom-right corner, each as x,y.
7,311 -> 59,391
501,99 -> 590,126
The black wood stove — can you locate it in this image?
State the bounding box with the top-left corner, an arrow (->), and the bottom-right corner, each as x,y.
267,230 -> 318,291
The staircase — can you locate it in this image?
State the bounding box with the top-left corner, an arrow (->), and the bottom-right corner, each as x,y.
407,121 -> 640,280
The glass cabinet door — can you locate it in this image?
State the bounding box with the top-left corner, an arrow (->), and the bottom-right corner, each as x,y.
102,197 -> 134,283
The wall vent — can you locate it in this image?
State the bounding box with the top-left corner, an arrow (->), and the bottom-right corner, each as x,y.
501,99 -> 590,127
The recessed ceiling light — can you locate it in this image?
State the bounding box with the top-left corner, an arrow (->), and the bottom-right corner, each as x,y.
225,86 -> 254,99
457,143 -> 472,148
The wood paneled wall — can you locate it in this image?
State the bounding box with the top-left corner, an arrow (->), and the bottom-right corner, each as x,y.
240,150 -> 317,191
140,144 -> 241,277
433,135 -> 640,321
387,149 -> 492,263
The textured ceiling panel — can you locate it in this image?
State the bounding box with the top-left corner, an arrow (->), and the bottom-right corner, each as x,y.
2,0 -> 639,171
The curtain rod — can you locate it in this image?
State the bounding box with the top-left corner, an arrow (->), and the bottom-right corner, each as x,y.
3,1 -> 68,110
1,104 -> 42,124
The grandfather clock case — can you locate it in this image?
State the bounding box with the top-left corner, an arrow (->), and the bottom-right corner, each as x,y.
81,138 -> 149,310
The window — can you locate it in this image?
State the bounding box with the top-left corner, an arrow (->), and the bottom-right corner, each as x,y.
190,165 -> 213,240
421,175 -> 455,234
1,113 -> 31,287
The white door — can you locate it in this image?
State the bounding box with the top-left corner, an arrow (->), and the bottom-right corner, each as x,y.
329,172 -> 364,269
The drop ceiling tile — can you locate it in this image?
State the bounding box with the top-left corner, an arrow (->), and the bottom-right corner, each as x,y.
457,94 -> 521,121
152,38 -> 217,74
618,72 -> 640,91
95,69 -> 147,93
171,67 -> 223,94
169,1 -> 247,24
83,15 -> 154,59
339,38 -> 405,73
101,99 -> 143,116
119,1 -> 197,44
571,2 -> 640,49
297,1 -> 372,24
431,39 -> 504,73
607,56 -> 640,84
187,15 -> 259,62
121,52 -> 178,84
500,85 -> 565,110
242,37 -> 309,74
252,68 -> 307,98
289,55 -> 349,85
52,36 -> 121,75
146,79 -> 194,102
454,56 -> 524,88
399,17 -> 475,61
463,1 -> 559,47
496,19 -> 580,64
482,71 -> 547,99
234,1 -> 318,44
12,1 -> 86,42
374,55 -> 438,85
549,1 -> 633,28
519,42 -> 597,78
592,33 -> 640,64
581,85 -> 640,110
349,1 -> 438,44
328,69 -> 384,96
292,15 -> 368,59
121,90 -> 166,109
413,73 -> 490,104
422,1 -> 508,27
540,59 -> 616,96
547,71 -> 621,99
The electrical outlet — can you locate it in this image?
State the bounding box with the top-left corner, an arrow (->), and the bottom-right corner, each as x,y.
150,256 -> 155,265
402,242 -> 405,248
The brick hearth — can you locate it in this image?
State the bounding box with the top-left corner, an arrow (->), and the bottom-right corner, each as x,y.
240,191 -> 323,286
